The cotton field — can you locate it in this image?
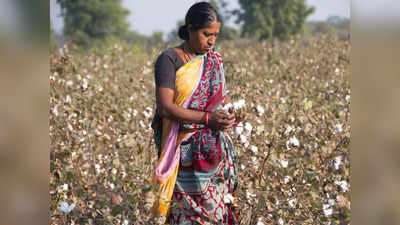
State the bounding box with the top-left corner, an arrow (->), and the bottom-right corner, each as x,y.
50,34 -> 350,224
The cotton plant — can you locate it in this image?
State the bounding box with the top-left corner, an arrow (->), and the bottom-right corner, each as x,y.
322,199 -> 335,217
333,124 -> 343,134
249,145 -> 258,154
331,156 -> 344,170
58,201 -> 75,214
256,104 -> 264,116
256,217 -> 265,225
234,122 -> 244,135
49,36 -> 350,223
335,180 -> 348,192
244,122 -> 253,136
286,136 -> 300,149
280,159 -> 289,168
284,125 -> 294,136
224,193 -> 235,204
288,198 -> 297,208
222,99 -> 246,124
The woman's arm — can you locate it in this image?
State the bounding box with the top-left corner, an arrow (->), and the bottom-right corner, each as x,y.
156,87 -> 235,129
156,87 -> 204,123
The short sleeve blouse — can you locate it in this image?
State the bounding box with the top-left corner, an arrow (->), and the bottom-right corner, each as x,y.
154,48 -> 185,89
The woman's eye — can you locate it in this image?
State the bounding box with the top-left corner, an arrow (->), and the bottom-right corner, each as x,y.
204,33 -> 211,37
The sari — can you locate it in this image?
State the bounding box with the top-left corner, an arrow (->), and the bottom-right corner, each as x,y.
151,50 -> 240,224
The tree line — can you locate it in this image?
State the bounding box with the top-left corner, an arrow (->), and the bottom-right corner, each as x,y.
51,0 -> 348,50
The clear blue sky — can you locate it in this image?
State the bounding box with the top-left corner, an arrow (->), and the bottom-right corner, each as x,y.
51,0 -> 350,36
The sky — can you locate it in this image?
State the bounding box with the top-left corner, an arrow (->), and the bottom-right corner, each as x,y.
51,0 -> 351,36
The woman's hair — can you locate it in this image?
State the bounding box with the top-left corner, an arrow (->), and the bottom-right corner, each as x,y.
178,2 -> 222,40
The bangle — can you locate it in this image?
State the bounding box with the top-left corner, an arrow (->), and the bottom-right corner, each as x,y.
203,112 -> 209,126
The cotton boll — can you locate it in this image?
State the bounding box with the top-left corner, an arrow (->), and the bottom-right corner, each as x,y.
333,124 -> 343,134
244,122 -> 253,136
249,145 -> 258,154
66,80 -> 74,87
256,105 -> 264,116
284,125 -> 294,136
280,160 -> 288,168
82,78 -> 88,90
109,183 -> 115,190
246,191 -> 256,199
323,203 -> 333,216
224,193 -> 235,204
222,103 -> 233,111
288,198 -> 296,208
286,136 -> 300,149
335,180 -> 348,192
284,176 -> 290,184
239,135 -> 247,144
332,156 -> 343,170
58,201 -> 75,214
233,99 -> 245,110
335,68 -> 340,75
235,125 -> 244,135
256,217 -> 265,225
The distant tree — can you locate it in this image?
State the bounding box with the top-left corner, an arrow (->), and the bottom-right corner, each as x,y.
210,0 -> 240,41
209,0 -> 232,23
234,0 -> 315,40
123,31 -> 148,46
57,0 -> 130,48
327,16 -> 350,30
327,15 -> 342,26
217,26 -> 240,41
148,31 -> 165,47
306,21 -> 334,34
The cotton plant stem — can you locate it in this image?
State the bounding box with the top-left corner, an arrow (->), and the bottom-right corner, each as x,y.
258,137 -> 274,186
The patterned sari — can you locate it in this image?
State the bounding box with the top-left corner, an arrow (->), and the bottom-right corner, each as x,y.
151,50 -> 240,224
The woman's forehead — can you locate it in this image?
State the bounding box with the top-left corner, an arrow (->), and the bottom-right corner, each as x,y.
201,21 -> 221,32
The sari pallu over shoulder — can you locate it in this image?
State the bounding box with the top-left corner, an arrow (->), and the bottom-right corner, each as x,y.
173,51 -> 234,194
151,54 -> 205,217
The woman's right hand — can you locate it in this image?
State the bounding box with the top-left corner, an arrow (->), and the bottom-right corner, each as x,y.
208,110 -> 235,131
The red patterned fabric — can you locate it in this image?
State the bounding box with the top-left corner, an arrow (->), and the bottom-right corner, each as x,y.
165,51 -> 240,224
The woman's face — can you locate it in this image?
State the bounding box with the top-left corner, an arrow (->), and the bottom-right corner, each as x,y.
188,21 -> 221,54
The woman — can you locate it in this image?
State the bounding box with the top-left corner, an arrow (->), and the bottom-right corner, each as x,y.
150,2 -> 242,224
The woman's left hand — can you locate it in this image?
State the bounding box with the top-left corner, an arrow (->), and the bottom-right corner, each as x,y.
219,110 -> 235,131
209,110 -> 235,131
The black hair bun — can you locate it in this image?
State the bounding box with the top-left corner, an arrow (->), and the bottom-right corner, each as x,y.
178,24 -> 189,41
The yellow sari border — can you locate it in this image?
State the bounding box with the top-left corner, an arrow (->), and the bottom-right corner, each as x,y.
151,55 -> 204,217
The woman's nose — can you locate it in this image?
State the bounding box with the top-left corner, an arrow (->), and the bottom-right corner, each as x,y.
208,37 -> 215,46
